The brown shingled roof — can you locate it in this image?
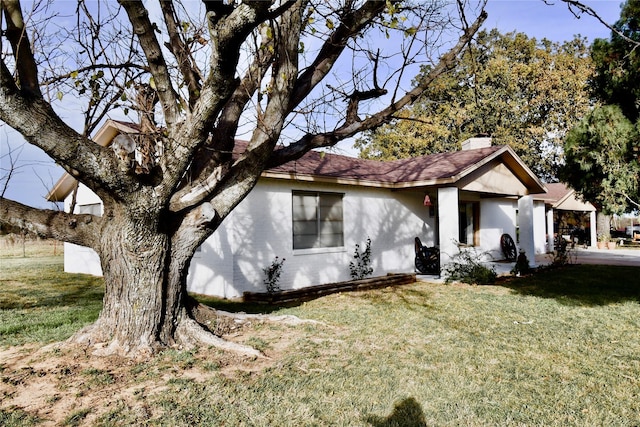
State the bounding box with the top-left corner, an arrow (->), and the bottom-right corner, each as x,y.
534,182 -> 573,203
265,145 -> 505,186
48,119 -> 546,201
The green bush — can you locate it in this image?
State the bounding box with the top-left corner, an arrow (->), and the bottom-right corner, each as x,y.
444,248 -> 497,285
262,256 -> 285,293
349,237 -> 373,280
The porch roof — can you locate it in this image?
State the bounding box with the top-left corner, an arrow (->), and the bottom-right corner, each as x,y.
534,183 -> 596,211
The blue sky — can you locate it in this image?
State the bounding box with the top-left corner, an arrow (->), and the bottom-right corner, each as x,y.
484,0 -> 622,41
0,0 -> 624,209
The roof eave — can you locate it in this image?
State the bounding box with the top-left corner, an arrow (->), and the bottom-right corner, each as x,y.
45,119 -> 139,201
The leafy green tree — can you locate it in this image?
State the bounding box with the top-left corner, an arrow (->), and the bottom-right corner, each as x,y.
590,0 -> 640,122
560,105 -> 639,215
356,29 -> 593,181
561,0 -> 640,215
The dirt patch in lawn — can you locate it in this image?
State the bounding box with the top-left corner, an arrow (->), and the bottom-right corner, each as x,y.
0,320 -> 302,426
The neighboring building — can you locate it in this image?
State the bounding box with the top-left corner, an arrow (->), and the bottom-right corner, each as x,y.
535,182 -> 598,251
48,121 -> 548,299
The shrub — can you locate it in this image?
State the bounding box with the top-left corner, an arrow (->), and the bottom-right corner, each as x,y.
511,250 -> 531,276
550,238 -> 575,267
262,256 -> 285,294
349,237 -> 373,280
444,248 -> 497,285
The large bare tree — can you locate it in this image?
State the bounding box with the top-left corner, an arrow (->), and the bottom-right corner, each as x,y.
0,0 -> 487,356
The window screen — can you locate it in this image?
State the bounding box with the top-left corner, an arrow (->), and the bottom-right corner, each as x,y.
292,191 -> 344,249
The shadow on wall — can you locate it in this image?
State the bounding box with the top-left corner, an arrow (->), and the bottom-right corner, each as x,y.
187,224 -> 234,298
229,186 -> 292,294
351,189 -> 433,275
364,397 -> 427,427
189,183 -> 437,298
479,198 -> 517,260
187,184 -> 282,298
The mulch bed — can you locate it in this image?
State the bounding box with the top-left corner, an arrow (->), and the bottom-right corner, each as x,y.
243,273 -> 417,304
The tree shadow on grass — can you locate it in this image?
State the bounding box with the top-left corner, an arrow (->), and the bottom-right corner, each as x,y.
364,397 -> 427,427
498,264 -> 640,306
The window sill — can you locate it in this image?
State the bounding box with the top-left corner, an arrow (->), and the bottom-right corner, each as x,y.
293,246 -> 346,256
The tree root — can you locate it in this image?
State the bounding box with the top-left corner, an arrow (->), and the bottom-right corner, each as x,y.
175,317 -> 264,358
190,301 -> 322,329
68,321 -> 161,358
64,302 -> 320,359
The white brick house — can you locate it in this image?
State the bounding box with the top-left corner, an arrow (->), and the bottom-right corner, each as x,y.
48,120 -> 548,299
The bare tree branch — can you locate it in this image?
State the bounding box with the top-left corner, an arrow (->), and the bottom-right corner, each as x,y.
555,0 -> 640,48
268,9 -> 488,167
40,63 -> 150,86
118,1 -> 182,124
0,196 -> 99,248
2,0 -> 42,97
288,0 -> 387,110
159,0 -> 202,109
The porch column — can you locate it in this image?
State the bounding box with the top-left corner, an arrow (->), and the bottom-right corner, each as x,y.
438,187 -> 459,268
518,195 -> 537,267
546,208 -> 554,253
589,210 -> 597,248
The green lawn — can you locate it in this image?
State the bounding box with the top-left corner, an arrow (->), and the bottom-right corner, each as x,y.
1,254 -> 639,426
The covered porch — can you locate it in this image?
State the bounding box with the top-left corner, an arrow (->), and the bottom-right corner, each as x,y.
535,183 -> 597,252
405,138 -> 548,273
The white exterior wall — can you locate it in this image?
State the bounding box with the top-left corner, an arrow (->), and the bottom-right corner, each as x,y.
63,184 -> 102,276
437,187 -> 459,265
188,179 -> 434,298
61,180 -> 547,299
533,201 -> 548,255
478,198 -> 517,260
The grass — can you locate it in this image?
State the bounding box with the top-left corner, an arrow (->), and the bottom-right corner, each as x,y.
0,255 -> 104,346
0,236 -> 62,258
1,249 -> 639,426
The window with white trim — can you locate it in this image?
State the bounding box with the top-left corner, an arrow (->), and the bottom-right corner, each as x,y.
292,191 -> 344,250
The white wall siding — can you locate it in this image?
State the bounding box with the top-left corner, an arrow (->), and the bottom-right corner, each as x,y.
479,198 -> 517,260
186,180 -> 433,298
63,184 -> 103,277
63,242 -> 102,276
533,201 -> 548,254
64,184 -> 102,212
187,223 -> 235,298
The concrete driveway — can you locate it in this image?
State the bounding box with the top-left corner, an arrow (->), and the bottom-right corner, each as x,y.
562,247 -> 640,267
491,247 -> 640,276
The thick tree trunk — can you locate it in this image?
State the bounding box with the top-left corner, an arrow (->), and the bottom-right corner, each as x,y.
69,206 -> 262,358
71,207 -> 178,355
596,212 -> 611,240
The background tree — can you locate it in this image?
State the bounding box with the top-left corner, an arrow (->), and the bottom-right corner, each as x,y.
561,105 -> 639,215
560,0 -> 640,217
355,29 -> 593,181
590,0 -> 640,122
0,0 -> 487,356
